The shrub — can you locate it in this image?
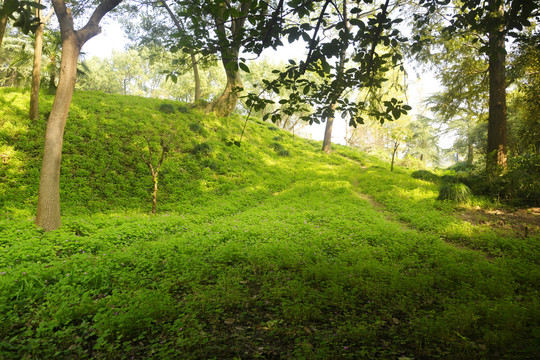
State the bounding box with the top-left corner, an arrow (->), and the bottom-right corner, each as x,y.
277,149 -> 290,157
455,154 -> 540,206
189,122 -> 203,134
191,142 -> 212,156
397,155 -> 425,170
270,142 -> 284,152
447,161 -> 475,172
411,170 -> 440,183
438,182 -> 472,202
177,105 -> 189,113
159,103 -> 175,114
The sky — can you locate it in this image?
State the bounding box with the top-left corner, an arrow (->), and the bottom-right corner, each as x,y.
82,21 -> 450,149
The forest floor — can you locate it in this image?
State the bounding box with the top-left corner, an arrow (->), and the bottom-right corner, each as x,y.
459,206 -> 540,238
1,88 -> 538,360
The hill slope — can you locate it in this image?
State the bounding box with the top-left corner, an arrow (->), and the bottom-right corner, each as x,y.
0,88 -> 539,359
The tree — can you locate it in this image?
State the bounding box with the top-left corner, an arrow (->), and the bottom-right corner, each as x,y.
141,135 -> 169,214
35,0 -> 123,231
0,29 -> 34,86
29,2 -> 54,120
413,0 -> 539,173
507,31 -> 540,155
159,0 -> 201,101
405,115 -> 441,167
244,0 -> 411,142
0,0 -> 43,49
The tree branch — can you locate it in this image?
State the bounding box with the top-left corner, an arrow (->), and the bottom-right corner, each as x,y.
78,0 -> 123,45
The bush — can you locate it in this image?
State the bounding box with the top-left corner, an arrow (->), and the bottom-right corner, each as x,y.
411,170 -> 440,183
189,122 -> 204,134
191,142 -> 212,157
456,154 -> 540,206
397,155 -> 425,170
438,182 -> 472,202
177,105 -> 189,113
447,161 -> 475,172
270,142 -> 284,152
277,149 -> 290,157
159,103 -> 175,114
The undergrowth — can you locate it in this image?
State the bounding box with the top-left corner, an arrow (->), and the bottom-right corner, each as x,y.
1,88 -> 538,359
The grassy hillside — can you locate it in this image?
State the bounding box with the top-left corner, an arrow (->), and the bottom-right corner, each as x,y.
1,88 -> 539,359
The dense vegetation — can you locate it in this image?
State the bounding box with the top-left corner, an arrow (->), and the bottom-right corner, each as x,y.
1,88 -> 539,359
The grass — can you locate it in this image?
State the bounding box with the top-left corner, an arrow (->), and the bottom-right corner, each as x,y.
0,88 -> 539,359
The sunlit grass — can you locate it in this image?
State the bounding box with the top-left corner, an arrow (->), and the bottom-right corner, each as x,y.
0,88 -> 538,359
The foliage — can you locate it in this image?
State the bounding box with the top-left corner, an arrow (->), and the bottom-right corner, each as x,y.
0,0 -> 44,34
1,88 -> 539,359
458,154 -> 540,206
438,182 -> 472,203
0,30 -> 34,86
78,47 -> 227,102
411,169 -> 440,183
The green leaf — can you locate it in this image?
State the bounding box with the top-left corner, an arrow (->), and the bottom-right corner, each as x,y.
239,62 -> 250,73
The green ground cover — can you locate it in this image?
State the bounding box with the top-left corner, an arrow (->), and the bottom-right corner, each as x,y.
1,88 -> 538,359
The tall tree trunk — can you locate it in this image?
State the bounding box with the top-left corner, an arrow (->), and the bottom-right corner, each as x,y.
322,0 -> 349,153
206,3 -> 249,117
0,14 -> 8,49
191,52 -> 201,101
35,36 -> 80,230
159,0 -> 201,102
30,10 -> 44,120
48,67 -> 57,94
391,141 -> 399,171
322,110 -> 335,153
207,48 -> 242,116
35,0 -> 122,231
30,5 -> 54,120
466,141 -> 474,165
486,0 -> 507,173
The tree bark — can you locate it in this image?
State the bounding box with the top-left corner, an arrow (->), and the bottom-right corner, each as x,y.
322,113 -> 335,153
35,0 -> 122,231
486,0 -> 507,173
206,3 -> 249,117
159,0 -> 201,102
191,52 -> 201,101
321,0 -> 349,153
391,141 -> 399,171
0,14 -> 8,50
30,5 -> 54,120
466,141 -> 474,165
35,33 -> 80,230
207,51 -> 242,116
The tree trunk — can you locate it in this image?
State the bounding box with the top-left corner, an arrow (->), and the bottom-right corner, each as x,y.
206,3 -> 249,117
322,115 -> 335,153
30,3 -> 46,120
486,0 -> 507,173
48,68 -> 57,94
0,14 -> 8,50
191,52 -> 201,102
152,173 -> 158,214
159,0 -> 201,103
35,0 -> 122,231
321,0 -> 349,154
35,36 -> 80,230
391,141 -> 399,172
207,50 -> 242,116
466,141 -> 474,165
